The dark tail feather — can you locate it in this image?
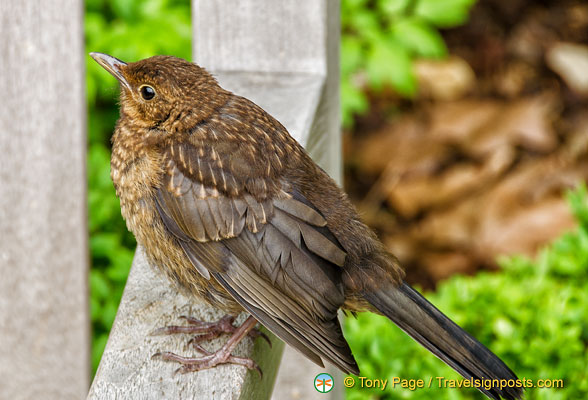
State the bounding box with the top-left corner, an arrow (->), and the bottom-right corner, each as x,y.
363,282 -> 523,400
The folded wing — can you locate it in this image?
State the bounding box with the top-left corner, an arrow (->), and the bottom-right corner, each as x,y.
155,151 -> 359,374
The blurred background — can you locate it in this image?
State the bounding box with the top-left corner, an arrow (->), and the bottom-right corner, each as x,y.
87,0 -> 588,398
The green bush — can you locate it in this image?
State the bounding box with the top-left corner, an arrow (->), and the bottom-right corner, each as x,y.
344,184 -> 588,399
341,0 -> 476,127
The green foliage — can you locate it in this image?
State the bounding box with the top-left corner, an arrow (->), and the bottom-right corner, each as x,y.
344,184 -> 588,399
341,0 -> 476,127
86,0 -> 191,373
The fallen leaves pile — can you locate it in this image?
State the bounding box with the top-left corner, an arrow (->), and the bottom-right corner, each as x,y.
344,0 -> 588,288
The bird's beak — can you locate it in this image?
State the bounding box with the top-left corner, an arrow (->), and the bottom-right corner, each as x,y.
90,52 -> 131,91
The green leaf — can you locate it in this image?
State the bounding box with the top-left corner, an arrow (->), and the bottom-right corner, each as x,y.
92,333 -> 109,373
341,80 -> 369,128
101,298 -> 119,328
90,269 -> 111,300
342,0 -> 370,15
107,248 -> 134,282
377,0 -> 411,18
347,8 -> 381,40
90,233 -> 120,258
341,36 -> 364,75
366,40 -> 416,95
414,0 -> 477,28
90,294 -> 101,322
567,183 -> 588,228
391,17 -> 447,58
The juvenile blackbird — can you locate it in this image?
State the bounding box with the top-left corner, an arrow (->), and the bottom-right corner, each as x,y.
91,53 -> 523,399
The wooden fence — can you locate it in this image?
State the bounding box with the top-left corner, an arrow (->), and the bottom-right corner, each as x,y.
0,1 -> 341,399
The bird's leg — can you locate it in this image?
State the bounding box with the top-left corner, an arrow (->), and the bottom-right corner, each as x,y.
153,316 -> 263,376
151,314 -> 271,346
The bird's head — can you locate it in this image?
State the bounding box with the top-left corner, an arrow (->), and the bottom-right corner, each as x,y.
90,53 -> 228,131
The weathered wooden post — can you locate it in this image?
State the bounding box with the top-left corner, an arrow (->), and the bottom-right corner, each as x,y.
0,1 -> 89,399
88,1 -> 341,398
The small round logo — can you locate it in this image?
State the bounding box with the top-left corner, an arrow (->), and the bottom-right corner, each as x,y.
314,373 -> 334,393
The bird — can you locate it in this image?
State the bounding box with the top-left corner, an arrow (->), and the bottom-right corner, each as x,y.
90,52 -> 523,400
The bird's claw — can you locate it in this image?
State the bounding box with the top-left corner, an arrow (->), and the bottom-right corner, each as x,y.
151,315 -> 265,377
153,348 -> 262,378
153,315 -> 271,348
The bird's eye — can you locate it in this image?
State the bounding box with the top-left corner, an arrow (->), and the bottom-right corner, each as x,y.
139,85 -> 156,100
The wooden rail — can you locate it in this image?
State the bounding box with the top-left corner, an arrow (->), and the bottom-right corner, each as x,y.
0,1 -> 89,399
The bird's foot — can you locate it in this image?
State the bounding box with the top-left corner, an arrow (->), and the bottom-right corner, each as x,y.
152,315 -> 264,377
153,345 -> 262,377
151,314 -> 271,347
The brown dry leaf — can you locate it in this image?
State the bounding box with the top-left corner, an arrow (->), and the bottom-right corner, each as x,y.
385,146 -> 515,218
464,95 -> 559,157
471,156 -> 587,262
547,42 -> 588,94
383,234 -> 419,268
507,7 -> 556,64
476,198 -> 576,260
355,115 -> 454,221
405,155 -> 588,260
479,155 -> 586,218
419,251 -> 475,282
566,4 -> 588,32
360,93 -> 559,218
409,195 -> 480,249
495,60 -> 538,98
567,4 -> 588,34
561,116 -> 588,161
428,99 -> 502,144
356,115 -> 450,176
414,56 -> 476,101
345,1 -> 588,287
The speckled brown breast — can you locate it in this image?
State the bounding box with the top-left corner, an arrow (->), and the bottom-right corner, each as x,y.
110,121 -> 241,312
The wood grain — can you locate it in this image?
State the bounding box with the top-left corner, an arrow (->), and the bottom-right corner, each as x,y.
0,1 -> 89,399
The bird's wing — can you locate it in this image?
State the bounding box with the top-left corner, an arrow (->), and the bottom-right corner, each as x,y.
154,145 -> 359,374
